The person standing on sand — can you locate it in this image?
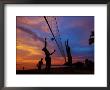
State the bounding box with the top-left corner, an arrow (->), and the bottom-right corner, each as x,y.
42,38 -> 55,73
23,66 -> 24,70
37,58 -> 43,72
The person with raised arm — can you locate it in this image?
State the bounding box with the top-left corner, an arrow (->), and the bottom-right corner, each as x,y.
42,38 -> 55,73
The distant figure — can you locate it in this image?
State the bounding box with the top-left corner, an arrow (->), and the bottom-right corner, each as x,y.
42,38 -> 55,73
85,59 -> 89,65
37,58 -> 43,72
85,59 -> 94,69
74,62 -> 83,69
65,40 -> 72,65
23,67 -> 24,70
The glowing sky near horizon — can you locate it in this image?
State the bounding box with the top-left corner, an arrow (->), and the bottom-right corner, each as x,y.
16,16 -> 94,70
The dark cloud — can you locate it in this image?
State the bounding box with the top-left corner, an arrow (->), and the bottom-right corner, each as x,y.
16,24 -> 44,42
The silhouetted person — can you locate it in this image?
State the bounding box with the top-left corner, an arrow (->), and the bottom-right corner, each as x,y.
85,59 -> 89,65
85,59 -> 94,69
65,40 -> 72,65
75,62 -> 83,69
37,58 -> 43,72
23,67 -> 24,70
42,38 -> 55,73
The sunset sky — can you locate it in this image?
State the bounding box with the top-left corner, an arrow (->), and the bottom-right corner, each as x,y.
16,16 -> 94,70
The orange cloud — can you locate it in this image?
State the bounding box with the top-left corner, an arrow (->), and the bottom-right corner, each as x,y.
16,26 -> 45,69
17,45 -> 42,55
17,16 -> 44,26
17,16 -> 51,33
